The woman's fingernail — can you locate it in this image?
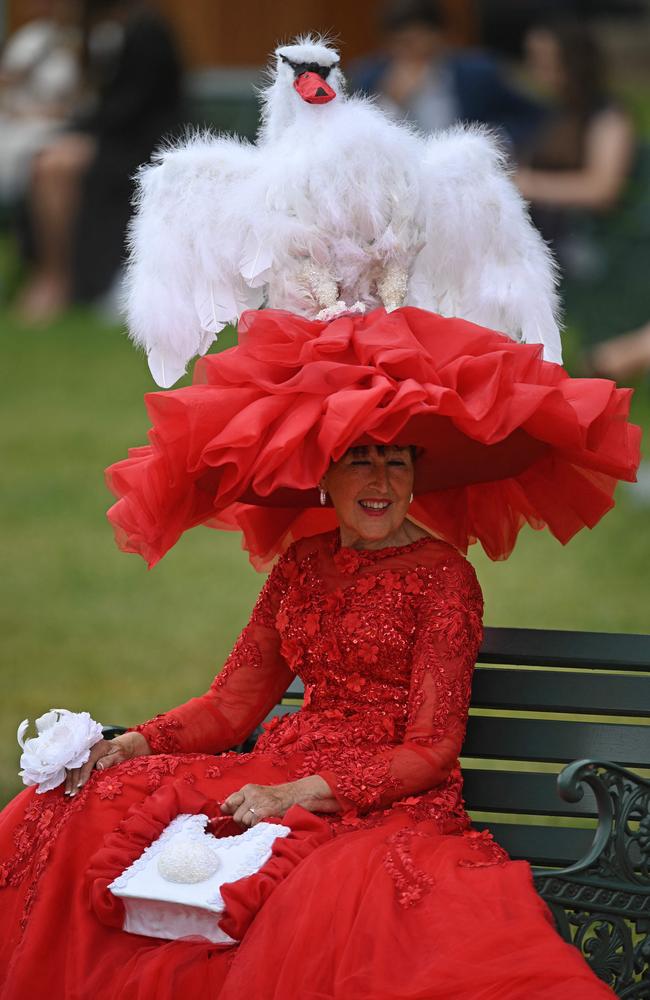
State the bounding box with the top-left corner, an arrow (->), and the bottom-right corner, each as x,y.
96,761 -> 104,771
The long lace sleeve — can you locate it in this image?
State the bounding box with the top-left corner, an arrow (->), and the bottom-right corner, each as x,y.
319,555 -> 483,815
135,551 -> 296,755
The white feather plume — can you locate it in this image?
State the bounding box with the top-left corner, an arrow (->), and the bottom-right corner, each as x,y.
126,36 -> 562,386
125,133 -> 263,387
408,125 -> 562,363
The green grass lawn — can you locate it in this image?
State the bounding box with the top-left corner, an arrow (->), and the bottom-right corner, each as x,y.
1,305 -> 648,804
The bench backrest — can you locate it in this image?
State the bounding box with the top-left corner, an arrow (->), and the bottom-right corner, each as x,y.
463,627 -> 650,867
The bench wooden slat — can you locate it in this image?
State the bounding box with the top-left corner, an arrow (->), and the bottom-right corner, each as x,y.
462,768 -> 597,817
479,627 -> 650,671
476,821 -> 595,866
463,716 -> 650,766
471,668 -> 650,716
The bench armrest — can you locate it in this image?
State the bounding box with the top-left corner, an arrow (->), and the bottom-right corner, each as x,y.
546,758 -> 650,884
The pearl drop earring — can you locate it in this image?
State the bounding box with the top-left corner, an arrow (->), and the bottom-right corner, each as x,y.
319,487 -> 327,506
409,492 -> 414,503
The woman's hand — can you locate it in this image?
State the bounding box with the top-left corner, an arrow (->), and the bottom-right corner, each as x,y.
64,731 -> 151,797
221,776 -> 339,827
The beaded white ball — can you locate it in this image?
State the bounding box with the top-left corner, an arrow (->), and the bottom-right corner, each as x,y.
157,837 -> 221,884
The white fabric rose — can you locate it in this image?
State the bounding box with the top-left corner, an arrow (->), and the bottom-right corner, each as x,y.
17,709 -> 104,793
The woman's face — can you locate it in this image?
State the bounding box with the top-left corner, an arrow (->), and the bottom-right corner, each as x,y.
322,445 -> 415,549
525,28 -> 565,97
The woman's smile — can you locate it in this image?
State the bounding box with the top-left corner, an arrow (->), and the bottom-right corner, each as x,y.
358,498 -> 392,517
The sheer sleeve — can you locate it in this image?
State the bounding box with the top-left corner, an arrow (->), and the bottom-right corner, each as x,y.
135,549 -> 296,755
319,554 -> 483,815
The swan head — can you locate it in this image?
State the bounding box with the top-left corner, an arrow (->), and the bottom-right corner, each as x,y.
275,38 -> 342,106
258,37 -> 345,142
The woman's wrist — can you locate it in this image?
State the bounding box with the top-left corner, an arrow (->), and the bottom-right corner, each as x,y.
288,775 -> 340,814
113,730 -> 152,760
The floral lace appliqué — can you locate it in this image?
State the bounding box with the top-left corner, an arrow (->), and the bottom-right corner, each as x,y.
135,715 -> 182,754
330,753 -> 400,814
383,827 -> 435,907
209,628 -> 265,697
96,775 -> 124,800
458,828 -> 510,868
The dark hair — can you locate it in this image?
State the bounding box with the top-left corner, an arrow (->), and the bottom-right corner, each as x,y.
535,19 -> 607,118
381,0 -> 445,34
347,444 -> 419,462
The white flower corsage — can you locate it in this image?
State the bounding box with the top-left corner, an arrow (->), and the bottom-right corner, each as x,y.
17,709 -> 104,793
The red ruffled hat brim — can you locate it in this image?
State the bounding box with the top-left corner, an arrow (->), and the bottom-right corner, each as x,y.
106,308 -> 641,569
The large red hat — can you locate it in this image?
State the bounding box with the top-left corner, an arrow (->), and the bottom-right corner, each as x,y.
106,308 -> 641,571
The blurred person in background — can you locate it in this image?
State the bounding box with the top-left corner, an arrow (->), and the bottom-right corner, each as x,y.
0,0 -> 80,205
350,0 -> 544,153
515,19 -> 635,275
588,320 -> 650,383
16,0 -> 182,324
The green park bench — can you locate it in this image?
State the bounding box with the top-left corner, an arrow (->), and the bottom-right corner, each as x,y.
104,625 -> 650,996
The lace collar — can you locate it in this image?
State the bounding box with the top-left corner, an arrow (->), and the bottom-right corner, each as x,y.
329,530 -> 436,575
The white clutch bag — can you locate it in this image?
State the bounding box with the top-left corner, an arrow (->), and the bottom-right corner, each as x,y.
108,813 -> 290,944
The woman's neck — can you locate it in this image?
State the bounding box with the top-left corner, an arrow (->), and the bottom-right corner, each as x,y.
339,519 -> 430,551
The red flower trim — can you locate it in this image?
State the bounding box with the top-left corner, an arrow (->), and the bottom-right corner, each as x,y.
86,781 -> 219,929
218,806 -> 332,940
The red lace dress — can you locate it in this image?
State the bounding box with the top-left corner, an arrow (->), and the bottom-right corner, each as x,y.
0,532 -> 614,999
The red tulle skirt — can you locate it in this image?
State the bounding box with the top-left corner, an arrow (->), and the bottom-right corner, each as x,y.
0,753 -> 615,999
105,308 -> 641,570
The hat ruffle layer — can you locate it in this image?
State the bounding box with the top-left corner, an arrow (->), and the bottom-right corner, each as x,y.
106,308 -> 640,570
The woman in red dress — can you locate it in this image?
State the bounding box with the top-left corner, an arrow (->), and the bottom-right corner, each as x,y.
0,306 -> 638,999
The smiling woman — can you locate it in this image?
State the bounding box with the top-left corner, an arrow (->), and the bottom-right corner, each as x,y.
0,27 -> 641,1000
320,445 -> 425,550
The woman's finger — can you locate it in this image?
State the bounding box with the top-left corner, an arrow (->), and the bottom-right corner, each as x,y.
94,745 -> 123,772
77,746 -> 119,788
247,806 -> 263,827
65,767 -> 81,796
75,759 -> 95,790
232,801 -> 255,827
221,789 -> 245,814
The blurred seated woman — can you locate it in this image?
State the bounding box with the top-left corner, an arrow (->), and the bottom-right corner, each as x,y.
515,20 -> 634,271
16,0 -> 181,323
0,0 -> 79,205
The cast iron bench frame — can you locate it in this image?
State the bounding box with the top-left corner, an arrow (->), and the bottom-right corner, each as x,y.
105,625 -> 650,997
